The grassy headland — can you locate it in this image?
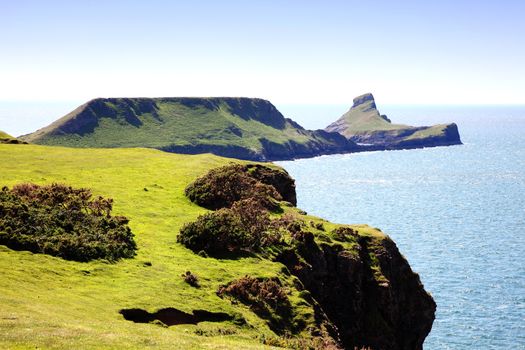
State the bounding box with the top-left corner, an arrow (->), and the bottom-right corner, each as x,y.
21,98 -> 355,161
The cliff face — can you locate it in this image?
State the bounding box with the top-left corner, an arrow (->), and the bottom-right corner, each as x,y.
21,97 -> 358,161
326,93 -> 462,150
278,232 -> 436,350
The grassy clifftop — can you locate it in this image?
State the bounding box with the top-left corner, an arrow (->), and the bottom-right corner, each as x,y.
21,97 -> 355,161
325,93 -> 462,149
0,144 -> 435,349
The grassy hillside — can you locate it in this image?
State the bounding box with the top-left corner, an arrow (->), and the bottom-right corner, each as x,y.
0,144 -> 400,349
325,93 -> 461,148
0,130 -> 25,144
326,94 -> 408,133
0,131 -> 15,139
21,98 -> 354,161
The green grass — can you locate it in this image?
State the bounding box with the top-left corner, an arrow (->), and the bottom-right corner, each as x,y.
403,124 -> 448,140
326,97 -> 454,146
0,130 -> 15,139
0,130 -> 17,142
21,98 -> 343,157
0,144 -> 387,349
333,99 -> 409,135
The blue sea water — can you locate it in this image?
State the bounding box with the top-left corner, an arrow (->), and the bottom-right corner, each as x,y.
276,106 -> 525,349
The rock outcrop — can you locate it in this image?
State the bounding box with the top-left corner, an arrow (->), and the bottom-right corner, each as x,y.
326,93 -> 462,150
278,231 -> 436,350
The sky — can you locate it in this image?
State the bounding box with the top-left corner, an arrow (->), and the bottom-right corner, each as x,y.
1,0 -> 525,135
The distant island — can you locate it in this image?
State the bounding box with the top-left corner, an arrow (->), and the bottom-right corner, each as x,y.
20,94 -> 461,161
326,93 -> 462,150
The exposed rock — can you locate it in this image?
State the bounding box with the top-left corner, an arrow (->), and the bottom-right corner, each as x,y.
277,233 -> 436,350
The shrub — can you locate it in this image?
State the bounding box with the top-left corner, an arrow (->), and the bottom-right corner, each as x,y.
271,213 -> 305,238
217,276 -> 293,334
0,183 -> 137,262
178,209 -> 249,255
178,199 -> 283,256
332,226 -> 357,242
243,164 -> 297,205
184,164 -> 282,210
310,221 -> 325,231
181,271 -> 200,287
231,198 -> 282,248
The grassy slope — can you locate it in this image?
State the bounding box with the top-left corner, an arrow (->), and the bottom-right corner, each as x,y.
0,144 -> 385,349
403,124 -> 448,140
336,101 -> 408,133
0,131 -> 17,141
0,131 -> 15,139
330,99 -> 451,142
22,99 -> 333,152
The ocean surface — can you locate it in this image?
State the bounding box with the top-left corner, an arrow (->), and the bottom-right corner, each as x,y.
276,105 -> 525,349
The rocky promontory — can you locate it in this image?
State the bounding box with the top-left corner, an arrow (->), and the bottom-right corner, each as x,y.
325,93 -> 462,150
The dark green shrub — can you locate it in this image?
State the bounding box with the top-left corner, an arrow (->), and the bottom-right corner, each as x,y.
231,198 -> 282,248
177,209 -> 250,255
0,183 -> 136,262
178,199 -> 283,256
184,164 -> 282,210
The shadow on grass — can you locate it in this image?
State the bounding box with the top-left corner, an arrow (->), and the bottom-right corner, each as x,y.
119,307 -> 241,326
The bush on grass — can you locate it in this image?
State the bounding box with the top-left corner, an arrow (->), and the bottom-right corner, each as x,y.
0,183 -> 137,262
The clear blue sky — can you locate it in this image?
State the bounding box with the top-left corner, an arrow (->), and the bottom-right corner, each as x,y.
1,0 -> 524,134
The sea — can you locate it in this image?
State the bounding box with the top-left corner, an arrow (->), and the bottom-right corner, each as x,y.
276,105 -> 525,349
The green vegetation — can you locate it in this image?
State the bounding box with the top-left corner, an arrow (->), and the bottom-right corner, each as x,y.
0,143 -> 394,349
0,130 -> 25,144
0,130 -> 15,140
178,208 -> 268,256
217,276 -> 293,334
327,95 -> 409,133
184,163 -> 283,210
178,164 -> 300,256
325,93 -> 461,148
21,97 -> 353,160
0,183 -> 136,262
181,271 -> 200,288
403,124 -> 448,140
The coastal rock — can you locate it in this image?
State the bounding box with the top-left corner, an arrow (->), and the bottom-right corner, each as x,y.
278,233 -> 436,350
